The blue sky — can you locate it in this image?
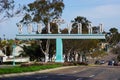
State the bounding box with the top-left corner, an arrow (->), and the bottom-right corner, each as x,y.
0,0 -> 120,39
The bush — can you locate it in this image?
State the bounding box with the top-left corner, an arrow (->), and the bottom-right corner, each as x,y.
3,62 -> 25,65
62,62 -> 74,66
21,62 -> 45,67
78,62 -> 88,65
21,62 -> 63,67
62,62 -> 88,66
20,61 -> 88,67
73,62 -> 88,66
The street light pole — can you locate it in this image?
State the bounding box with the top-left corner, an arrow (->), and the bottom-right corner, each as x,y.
12,43 -> 16,66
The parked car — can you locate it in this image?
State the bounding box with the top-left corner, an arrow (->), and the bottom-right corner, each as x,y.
99,60 -> 105,64
108,60 -> 112,66
95,60 -> 105,64
108,60 -> 119,66
95,60 -> 100,64
114,61 -> 119,66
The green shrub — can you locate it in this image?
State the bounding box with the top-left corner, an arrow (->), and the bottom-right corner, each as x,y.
3,61 -> 26,65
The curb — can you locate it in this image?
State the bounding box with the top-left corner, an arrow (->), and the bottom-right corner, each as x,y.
0,66 -> 77,78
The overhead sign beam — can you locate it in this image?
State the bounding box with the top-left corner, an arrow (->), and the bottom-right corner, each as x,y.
16,34 -> 105,39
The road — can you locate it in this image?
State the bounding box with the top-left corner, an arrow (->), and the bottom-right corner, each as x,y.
1,66 -> 120,80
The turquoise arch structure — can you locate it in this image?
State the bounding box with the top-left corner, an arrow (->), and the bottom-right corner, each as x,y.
16,34 -> 105,62
56,38 -> 64,62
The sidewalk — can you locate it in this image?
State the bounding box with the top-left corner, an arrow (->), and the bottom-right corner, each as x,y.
0,64 -> 19,68
0,66 -> 77,78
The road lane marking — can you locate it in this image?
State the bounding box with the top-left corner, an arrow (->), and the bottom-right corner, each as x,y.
57,74 -> 65,76
74,71 -> 77,72
89,75 -> 95,77
76,78 -> 83,80
35,76 -> 48,79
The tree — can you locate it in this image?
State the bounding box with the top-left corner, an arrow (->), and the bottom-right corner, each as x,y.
107,28 -> 120,46
109,28 -> 118,34
71,16 -> 91,34
63,39 -> 99,62
0,0 -> 24,22
21,0 -> 64,25
20,0 -> 64,62
111,46 -> 120,55
92,26 -> 99,34
20,41 -> 44,61
0,40 -> 8,55
6,44 -> 12,57
62,16 -> 100,62
111,44 -> 120,61
0,39 -> 14,57
107,28 -> 120,61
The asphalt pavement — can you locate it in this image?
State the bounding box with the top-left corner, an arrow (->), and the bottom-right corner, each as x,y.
1,65 -> 120,80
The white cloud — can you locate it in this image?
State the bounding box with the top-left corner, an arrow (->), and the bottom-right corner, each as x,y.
94,5 -> 120,17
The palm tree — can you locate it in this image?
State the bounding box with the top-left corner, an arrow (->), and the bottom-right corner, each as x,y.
71,16 -> 91,34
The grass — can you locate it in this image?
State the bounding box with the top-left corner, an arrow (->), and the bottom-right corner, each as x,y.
0,64 -> 62,75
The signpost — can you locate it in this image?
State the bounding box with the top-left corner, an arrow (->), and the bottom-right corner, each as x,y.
16,18 -> 105,62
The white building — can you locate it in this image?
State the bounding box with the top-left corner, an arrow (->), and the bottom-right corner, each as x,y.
0,43 -> 30,62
